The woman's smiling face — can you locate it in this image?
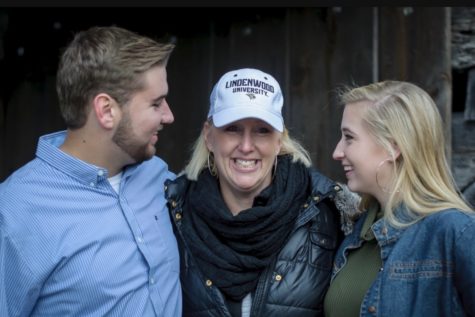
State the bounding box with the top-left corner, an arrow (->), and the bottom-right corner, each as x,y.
333,101 -> 393,200
205,118 -> 282,198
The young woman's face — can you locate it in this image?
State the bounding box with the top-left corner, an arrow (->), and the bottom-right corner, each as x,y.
333,101 -> 394,202
205,118 -> 282,198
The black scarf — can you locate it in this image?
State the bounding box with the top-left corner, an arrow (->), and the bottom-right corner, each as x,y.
182,155 -> 310,301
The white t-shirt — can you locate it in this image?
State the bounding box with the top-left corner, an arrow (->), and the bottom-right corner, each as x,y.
108,171 -> 123,194
242,293 -> 252,317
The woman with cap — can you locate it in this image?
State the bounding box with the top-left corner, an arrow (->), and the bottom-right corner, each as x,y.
165,68 -> 357,317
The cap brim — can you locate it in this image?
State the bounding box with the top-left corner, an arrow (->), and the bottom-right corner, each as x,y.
212,105 -> 284,132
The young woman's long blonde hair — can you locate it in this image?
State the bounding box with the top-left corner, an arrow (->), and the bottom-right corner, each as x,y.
341,81 -> 472,227
184,120 -> 312,181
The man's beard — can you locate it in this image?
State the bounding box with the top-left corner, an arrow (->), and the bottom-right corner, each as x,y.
112,112 -> 155,163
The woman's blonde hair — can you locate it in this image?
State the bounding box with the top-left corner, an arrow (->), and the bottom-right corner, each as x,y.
341,81 -> 472,227
184,120 -> 312,180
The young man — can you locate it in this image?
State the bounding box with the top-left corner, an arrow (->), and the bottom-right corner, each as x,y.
0,26 -> 181,316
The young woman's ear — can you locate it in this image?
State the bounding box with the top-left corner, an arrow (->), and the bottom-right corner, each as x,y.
391,141 -> 401,161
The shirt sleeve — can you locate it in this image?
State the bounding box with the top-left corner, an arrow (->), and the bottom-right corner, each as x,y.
454,213 -> 475,315
167,169 -> 177,181
0,231 -> 40,317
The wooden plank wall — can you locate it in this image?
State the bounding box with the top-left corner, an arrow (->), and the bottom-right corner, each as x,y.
0,7 -> 451,183
379,7 -> 452,159
162,7 -> 376,182
286,8 -> 374,180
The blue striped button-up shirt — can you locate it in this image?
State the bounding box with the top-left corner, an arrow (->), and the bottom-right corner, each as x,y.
0,131 -> 182,316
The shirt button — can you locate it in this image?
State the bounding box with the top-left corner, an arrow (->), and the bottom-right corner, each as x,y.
368,306 -> 376,313
97,170 -> 104,176
175,213 -> 182,220
137,236 -> 144,243
205,279 -> 213,287
150,277 -> 155,284
275,274 -> 282,281
382,227 -> 388,235
89,182 -> 95,187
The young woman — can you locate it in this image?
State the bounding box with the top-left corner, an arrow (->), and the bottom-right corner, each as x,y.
324,80 -> 475,316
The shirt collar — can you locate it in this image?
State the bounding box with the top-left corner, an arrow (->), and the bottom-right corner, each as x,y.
360,201 -> 383,241
36,130 -> 111,187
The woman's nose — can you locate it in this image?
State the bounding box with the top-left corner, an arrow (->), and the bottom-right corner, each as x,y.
333,139 -> 344,160
238,132 -> 254,153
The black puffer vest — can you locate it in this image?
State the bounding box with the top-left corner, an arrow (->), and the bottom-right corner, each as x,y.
165,169 -> 344,317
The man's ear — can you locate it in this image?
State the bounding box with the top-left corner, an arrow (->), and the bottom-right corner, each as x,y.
92,93 -> 117,130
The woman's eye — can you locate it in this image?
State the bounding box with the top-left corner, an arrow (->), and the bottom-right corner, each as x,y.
257,127 -> 271,134
224,125 -> 239,132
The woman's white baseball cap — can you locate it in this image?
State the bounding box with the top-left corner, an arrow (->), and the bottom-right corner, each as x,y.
207,68 -> 284,132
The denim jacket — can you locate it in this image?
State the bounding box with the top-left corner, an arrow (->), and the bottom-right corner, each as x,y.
331,207 -> 475,316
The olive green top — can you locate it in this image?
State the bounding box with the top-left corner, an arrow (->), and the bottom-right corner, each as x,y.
323,203 -> 382,317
